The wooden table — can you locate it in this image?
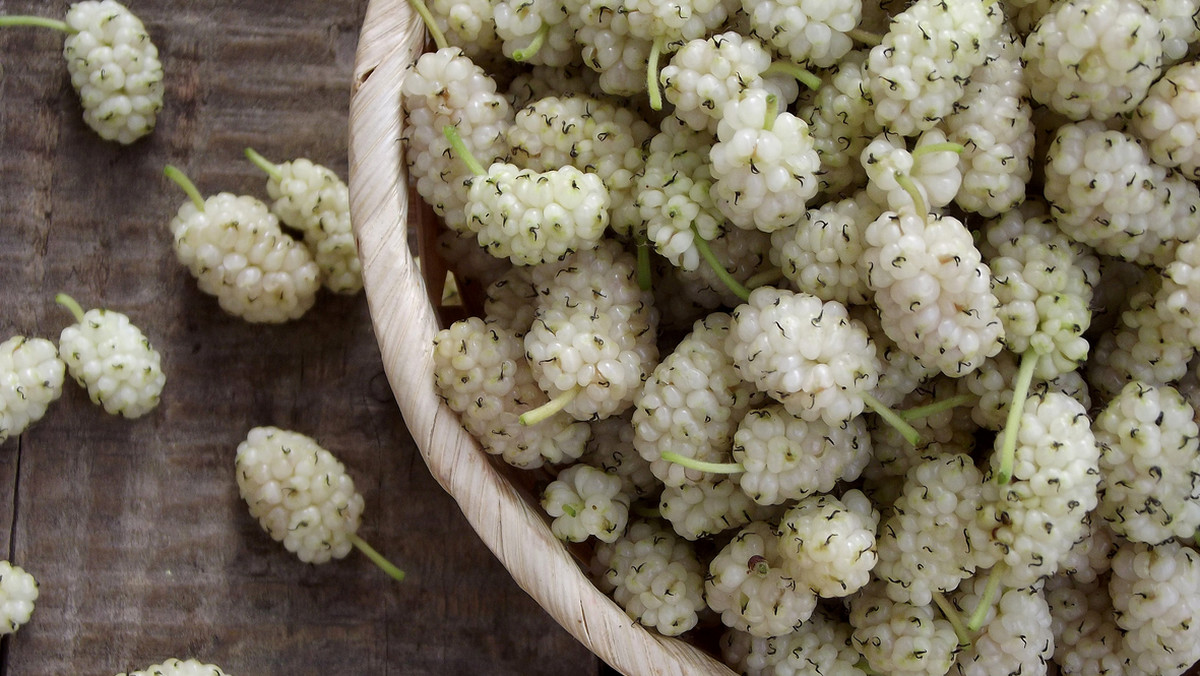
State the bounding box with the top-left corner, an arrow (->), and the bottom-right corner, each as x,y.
0,1 -> 603,673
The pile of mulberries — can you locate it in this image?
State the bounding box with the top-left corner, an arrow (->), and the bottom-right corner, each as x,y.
409,0 -> 1200,672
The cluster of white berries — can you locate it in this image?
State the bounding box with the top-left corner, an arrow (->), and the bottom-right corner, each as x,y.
2,294 -> 167,445
164,159 -> 360,324
410,0 -> 1200,672
2,0 -> 398,669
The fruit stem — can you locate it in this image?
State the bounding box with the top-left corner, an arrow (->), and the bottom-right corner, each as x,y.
442,125 -> 487,177
847,29 -> 882,47
54,293 -> 86,324
763,93 -> 778,132
244,147 -> 283,182
745,268 -> 784,290
635,231 -> 653,291
967,565 -> 1004,632
163,165 -> 206,211
632,503 -> 661,519
893,170 -> 927,220
762,61 -> 821,90
519,387 -> 578,426
0,16 -> 72,32
660,451 -> 743,474
349,534 -> 406,582
403,0 -> 448,50
647,36 -> 665,111
862,393 -> 921,446
995,350 -> 1039,485
512,22 -> 548,62
899,393 -> 974,421
932,591 -> 973,649
692,225 -> 750,302
911,141 -> 966,159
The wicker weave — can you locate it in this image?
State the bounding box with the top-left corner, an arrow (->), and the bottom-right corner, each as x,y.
346,1 -> 736,673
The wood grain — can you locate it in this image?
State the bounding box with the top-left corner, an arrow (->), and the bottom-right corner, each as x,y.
0,1 -> 599,673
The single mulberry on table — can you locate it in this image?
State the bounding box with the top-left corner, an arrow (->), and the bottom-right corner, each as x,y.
234,426 -> 404,580
0,561 -> 38,635
0,0 -> 164,144
114,658 -> 230,676
55,294 -> 165,419
0,336 -> 65,444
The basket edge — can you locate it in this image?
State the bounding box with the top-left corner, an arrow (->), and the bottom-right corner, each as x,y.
346,2 -> 737,675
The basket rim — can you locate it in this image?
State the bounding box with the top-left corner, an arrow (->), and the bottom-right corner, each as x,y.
345,1 -> 736,674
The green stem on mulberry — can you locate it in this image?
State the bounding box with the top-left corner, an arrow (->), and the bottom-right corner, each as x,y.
762,61 -> 821,91
442,125 -> 488,177
967,564 -> 1004,632
660,451 -> 743,474
54,293 -> 86,324
847,28 -> 882,47
995,350 -> 1040,485
893,170 -> 927,219
634,230 -> 653,292
647,36 -> 666,111
933,592 -> 973,649
512,23 -> 549,62
692,225 -> 751,302
762,93 -> 779,132
349,533 -> 406,582
899,393 -> 974,421
862,393 -> 921,446
910,141 -> 966,159
403,0 -> 449,50
164,165 -> 207,211
519,387 -> 578,426
244,147 -> 283,182
632,503 -> 661,519
0,16 -> 71,32
745,268 -> 784,290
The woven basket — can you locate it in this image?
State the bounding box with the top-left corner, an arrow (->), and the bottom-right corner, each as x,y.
346,1 -> 736,673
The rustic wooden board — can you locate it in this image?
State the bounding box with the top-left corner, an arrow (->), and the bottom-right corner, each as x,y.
0,1 -> 600,673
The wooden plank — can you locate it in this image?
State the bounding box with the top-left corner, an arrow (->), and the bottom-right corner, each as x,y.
0,1 -> 601,673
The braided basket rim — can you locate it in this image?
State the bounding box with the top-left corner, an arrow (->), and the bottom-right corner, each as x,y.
346,1 -> 736,673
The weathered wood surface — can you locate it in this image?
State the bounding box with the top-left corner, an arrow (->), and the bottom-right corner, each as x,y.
0,1 -> 600,673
